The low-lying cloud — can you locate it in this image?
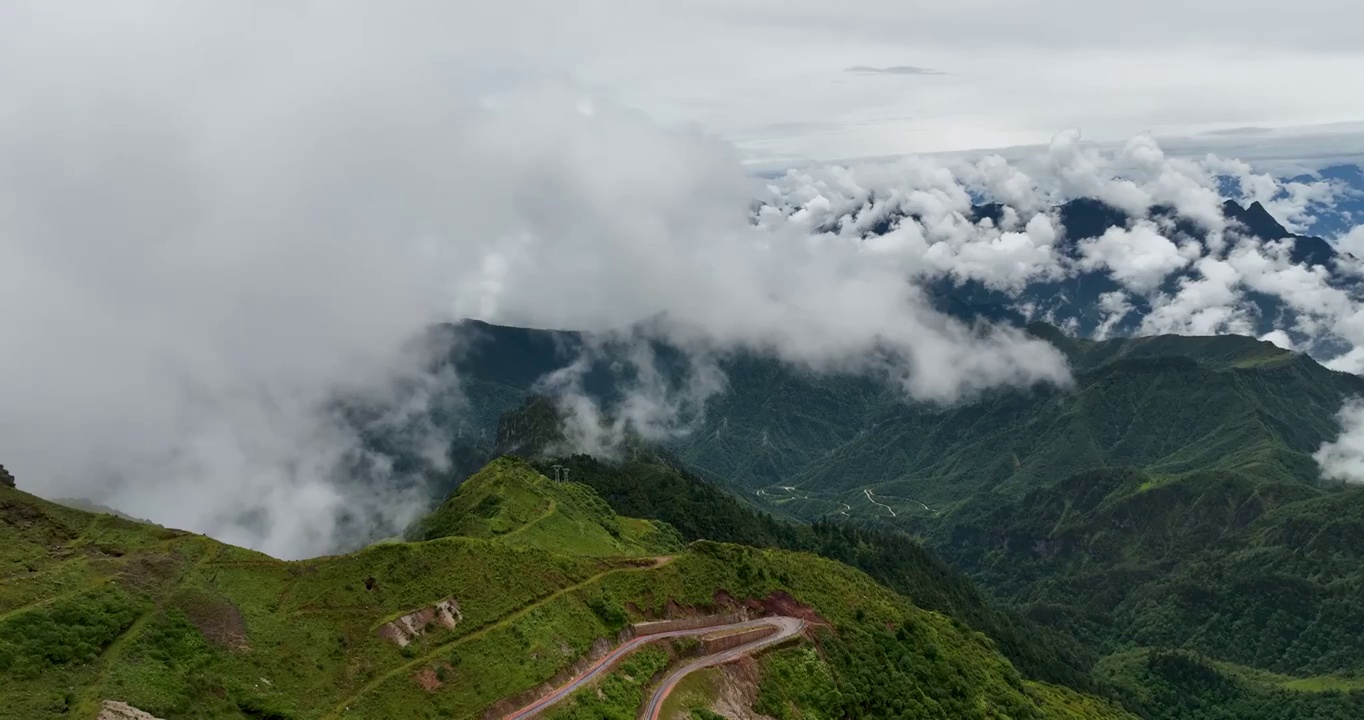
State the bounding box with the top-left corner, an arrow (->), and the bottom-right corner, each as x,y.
0,3 -> 1073,558
1314,400 -> 1364,485
844,65 -> 944,76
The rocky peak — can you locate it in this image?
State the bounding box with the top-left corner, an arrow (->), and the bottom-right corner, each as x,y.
1222,199 -> 1290,239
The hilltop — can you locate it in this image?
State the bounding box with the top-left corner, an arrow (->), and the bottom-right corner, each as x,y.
0,460 -> 1132,720
404,455 -> 682,557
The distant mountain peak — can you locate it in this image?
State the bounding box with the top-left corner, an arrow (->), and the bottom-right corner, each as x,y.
1223,199 -> 1290,239
1059,197 -> 1128,242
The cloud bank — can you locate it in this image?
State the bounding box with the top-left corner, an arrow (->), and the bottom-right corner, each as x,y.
844,65 -> 943,75
0,3 -> 1074,558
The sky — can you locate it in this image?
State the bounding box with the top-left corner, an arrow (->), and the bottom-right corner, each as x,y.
441,0 -> 1364,163
4,2 -> 1361,161
2,1 -> 1363,556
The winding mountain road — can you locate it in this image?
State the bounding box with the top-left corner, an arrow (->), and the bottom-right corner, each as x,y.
500,616 -> 805,720
863,488 -> 897,517
640,616 -> 805,720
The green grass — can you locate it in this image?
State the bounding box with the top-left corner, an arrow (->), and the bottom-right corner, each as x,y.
659,666 -> 721,719
0,467 -> 1135,720
1279,674 -> 1364,693
543,646 -> 669,720
408,456 -> 681,557
754,646 -> 840,720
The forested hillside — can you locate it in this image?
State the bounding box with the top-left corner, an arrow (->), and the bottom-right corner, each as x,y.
465,324 -> 1364,719
444,321 -> 1364,513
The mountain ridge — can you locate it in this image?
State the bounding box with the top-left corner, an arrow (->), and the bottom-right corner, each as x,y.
437,319 -> 1364,718
0,460 -> 1136,720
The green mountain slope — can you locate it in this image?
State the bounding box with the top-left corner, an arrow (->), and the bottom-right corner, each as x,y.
921,466 -> 1364,718
771,331 -> 1358,514
1096,648 -> 1364,720
443,321 -> 1364,514
405,455 -> 682,557
523,451 -> 1099,693
443,322 -> 1364,718
0,462 -> 1131,720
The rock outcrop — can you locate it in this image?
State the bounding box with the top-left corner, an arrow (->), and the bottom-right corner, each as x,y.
377,597 -> 462,647
0,464 -> 14,488
98,701 -> 164,720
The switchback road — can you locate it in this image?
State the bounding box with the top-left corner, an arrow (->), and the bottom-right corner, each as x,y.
501,615 -> 804,720
640,616 -> 805,720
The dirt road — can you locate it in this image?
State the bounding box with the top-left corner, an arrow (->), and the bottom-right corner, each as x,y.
500,616 -> 804,720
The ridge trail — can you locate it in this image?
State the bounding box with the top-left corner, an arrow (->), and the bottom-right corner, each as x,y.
328,556 -> 672,719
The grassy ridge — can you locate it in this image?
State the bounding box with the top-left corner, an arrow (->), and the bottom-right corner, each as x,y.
534,453 -> 1100,693
0,460 -> 1132,720
407,456 -> 682,557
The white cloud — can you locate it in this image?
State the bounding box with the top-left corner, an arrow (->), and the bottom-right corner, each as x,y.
1226,240 -> 1356,342
1259,330 -> 1295,350
957,154 -> 1046,214
1337,224 -> 1364,259
1078,222 -> 1194,293
919,213 -> 1065,292
1048,130 -> 1153,217
760,133 -> 1364,370
1314,400 -> 1364,484
1141,257 -> 1253,336
1095,291 -> 1134,340
1203,153 -> 1346,234
0,3 -> 1083,557
535,334 -> 727,458
1324,349 -> 1364,375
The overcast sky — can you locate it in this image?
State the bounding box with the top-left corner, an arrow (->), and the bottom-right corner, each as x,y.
8,2 -> 1358,165
421,0 -> 1364,163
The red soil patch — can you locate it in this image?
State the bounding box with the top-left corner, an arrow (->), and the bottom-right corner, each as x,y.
177,590 -> 250,651
744,591 -> 827,626
413,667 -> 442,692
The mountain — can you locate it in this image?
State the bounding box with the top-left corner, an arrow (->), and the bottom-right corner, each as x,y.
929,468 -> 1364,667
515,450 -> 1099,692
430,319 -> 1364,718
0,461 -> 1132,720
1097,648 -> 1364,720
11,311 -> 1364,718
428,193 -> 1364,501
440,320 -> 1364,510
780,328 -> 1361,511
945,196 -> 1361,342
404,455 -> 683,557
